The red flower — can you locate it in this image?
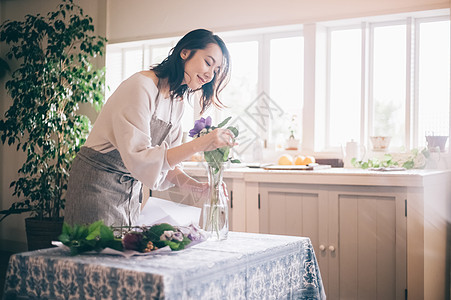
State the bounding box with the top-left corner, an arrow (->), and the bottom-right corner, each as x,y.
122,231 -> 144,251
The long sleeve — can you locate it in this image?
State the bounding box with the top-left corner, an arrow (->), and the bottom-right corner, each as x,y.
84,72 -> 185,190
154,123 -> 184,191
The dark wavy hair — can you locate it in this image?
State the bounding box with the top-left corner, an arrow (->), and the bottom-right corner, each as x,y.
151,29 -> 231,114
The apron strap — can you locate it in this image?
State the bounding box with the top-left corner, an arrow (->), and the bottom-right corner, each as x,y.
119,174 -> 144,207
155,78 -> 174,125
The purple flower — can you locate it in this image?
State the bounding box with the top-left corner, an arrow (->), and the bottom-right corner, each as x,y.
205,116 -> 212,127
180,224 -> 205,242
189,116 -> 212,137
122,232 -> 144,251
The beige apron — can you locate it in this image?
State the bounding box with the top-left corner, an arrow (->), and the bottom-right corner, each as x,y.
65,94 -> 173,227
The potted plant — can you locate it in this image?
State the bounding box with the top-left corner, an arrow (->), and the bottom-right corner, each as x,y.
285,114 -> 300,150
0,0 -> 106,250
0,57 -> 10,79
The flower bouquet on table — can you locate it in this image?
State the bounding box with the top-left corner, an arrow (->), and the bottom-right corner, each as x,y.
57,220 -> 206,257
189,116 -> 240,241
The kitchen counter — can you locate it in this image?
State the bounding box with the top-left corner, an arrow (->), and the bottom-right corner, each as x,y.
181,162 -> 451,187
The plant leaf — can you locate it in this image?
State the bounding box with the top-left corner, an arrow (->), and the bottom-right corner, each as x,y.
99,224 -> 114,242
227,126 -> 238,137
86,220 -> 104,240
217,116 -> 231,128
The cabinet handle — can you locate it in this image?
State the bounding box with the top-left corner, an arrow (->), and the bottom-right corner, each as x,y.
328,245 -> 335,252
319,245 -> 326,251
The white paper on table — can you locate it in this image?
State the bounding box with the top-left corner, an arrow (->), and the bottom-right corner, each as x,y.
51,241 -> 173,258
136,197 -> 201,227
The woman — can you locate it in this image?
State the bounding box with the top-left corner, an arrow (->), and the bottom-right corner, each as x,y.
65,29 -> 234,227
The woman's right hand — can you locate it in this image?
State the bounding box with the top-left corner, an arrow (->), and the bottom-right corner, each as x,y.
166,128 -> 236,168
199,128 -> 235,151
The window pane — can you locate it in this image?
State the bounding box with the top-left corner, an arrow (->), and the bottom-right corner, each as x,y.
206,40 -> 259,158
220,41 -> 259,114
329,28 -> 362,147
105,50 -> 123,99
270,36 -> 304,145
418,20 -> 450,149
372,24 -> 406,148
124,47 -> 143,80
150,46 -> 172,65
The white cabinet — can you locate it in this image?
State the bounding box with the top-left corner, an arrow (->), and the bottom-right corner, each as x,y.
156,166 -> 451,300
258,183 -> 407,299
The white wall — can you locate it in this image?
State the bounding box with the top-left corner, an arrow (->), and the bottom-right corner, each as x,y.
106,0 -> 448,43
0,0 -> 448,251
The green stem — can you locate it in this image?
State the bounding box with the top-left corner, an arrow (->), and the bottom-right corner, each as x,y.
204,162 -> 225,239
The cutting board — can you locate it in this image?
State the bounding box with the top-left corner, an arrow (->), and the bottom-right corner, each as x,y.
263,164 -> 331,171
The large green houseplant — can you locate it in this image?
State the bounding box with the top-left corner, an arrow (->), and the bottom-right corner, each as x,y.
0,0 -> 106,249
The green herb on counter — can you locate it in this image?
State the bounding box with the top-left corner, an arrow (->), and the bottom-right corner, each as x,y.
351,148 -> 429,169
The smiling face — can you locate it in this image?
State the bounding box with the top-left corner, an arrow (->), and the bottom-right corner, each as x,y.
180,43 -> 223,91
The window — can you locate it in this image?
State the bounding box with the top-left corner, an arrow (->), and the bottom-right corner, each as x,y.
105,27 -> 304,160
270,36 -> 304,148
372,23 -> 406,148
417,19 -> 450,147
210,32 -> 304,158
105,40 -> 175,100
104,10 -> 449,160
328,28 -> 362,147
325,12 -> 449,152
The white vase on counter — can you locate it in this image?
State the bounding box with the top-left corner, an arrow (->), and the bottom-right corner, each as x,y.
342,140 -> 366,168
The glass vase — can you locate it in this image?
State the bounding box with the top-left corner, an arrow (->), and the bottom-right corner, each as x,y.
202,162 -> 229,240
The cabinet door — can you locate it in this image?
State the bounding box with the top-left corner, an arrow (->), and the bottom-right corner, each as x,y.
258,183 -> 327,244
258,183 -> 329,287
328,188 -> 407,300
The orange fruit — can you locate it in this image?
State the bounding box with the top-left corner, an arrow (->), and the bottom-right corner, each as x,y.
294,155 -> 306,165
278,154 -> 294,165
303,156 -> 316,165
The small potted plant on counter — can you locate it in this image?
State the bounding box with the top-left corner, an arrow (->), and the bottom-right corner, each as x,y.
285,114 -> 300,150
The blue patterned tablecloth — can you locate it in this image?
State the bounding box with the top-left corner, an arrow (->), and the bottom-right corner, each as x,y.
3,232 -> 326,300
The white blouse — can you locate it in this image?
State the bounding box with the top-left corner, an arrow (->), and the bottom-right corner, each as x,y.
84,72 -> 185,190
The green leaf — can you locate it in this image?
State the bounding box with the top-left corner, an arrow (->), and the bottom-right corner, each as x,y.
61,222 -> 72,235
99,224 -> 114,241
105,238 -> 123,251
221,147 -> 230,161
146,223 -> 175,240
58,233 -> 70,244
204,149 -> 226,166
402,160 -> 415,169
164,240 -> 181,250
227,126 -> 238,137
217,116 -> 231,128
86,220 -> 104,240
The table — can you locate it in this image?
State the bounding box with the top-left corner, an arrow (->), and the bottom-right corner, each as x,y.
3,232 -> 326,299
